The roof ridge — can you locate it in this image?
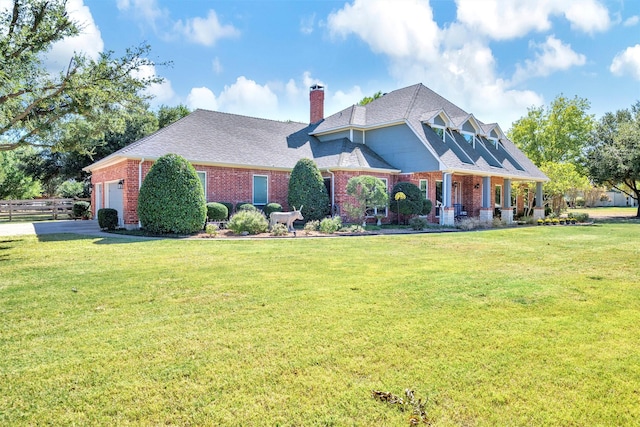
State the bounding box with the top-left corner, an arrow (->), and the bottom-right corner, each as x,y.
403,83 -> 423,119
194,108 -> 307,126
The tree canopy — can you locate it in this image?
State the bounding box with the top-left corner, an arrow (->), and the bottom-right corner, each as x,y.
343,175 -> 389,223
287,158 -> 329,221
508,95 -> 594,166
0,0 -> 164,153
586,102 -> 640,217
358,91 -> 383,106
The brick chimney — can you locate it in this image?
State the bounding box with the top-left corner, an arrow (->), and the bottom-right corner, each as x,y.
309,84 -> 324,124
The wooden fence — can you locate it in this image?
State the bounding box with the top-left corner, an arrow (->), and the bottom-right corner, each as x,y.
0,198 -> 90,221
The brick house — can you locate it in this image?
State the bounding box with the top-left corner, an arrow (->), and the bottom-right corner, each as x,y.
84,83 -> 548,228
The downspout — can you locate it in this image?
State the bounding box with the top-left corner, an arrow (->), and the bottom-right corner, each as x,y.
138,158 -> 145,228
327,169 -> 336,216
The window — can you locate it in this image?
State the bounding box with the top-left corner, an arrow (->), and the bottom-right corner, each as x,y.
462,133 -> 473,144
433,127 -> 444,139
253,175 -> 268,206
419,179 -> 428,200
495,184 -> 502,207
435,180 -> 443,216
365,178 -> 388,217
197,171 -> 207,201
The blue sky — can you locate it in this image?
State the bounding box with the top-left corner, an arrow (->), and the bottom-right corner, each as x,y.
15,0 -> 640,129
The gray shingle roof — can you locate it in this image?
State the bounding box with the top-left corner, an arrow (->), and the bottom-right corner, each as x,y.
86,109 -> 397,172
313,83 -> 547,181
86,83 -> 547,181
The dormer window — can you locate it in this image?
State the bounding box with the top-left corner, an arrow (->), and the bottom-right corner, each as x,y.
462,133 -> 473,144
433,127 -> 444,140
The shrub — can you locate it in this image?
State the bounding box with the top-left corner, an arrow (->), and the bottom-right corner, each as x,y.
97,208 -> 118,230
72,201 -> 91,219
206,202 -> 228,221
569,212 -> 589,222
270,223 -> 289,236
319,216 -> 342,234
236,202 -> 257,212
288,158 -> 330,221
264,203 -> 283,218
341,224 -> 365,233
344,175 -> 388,223
218,202 -> 234,218
456,217 -> 492,231
409,216 -> 428,230
304,220 -> 320,235
227,210 -> 269,235
205,223 -> 219,237
389,182 -> 431,217
138,154 -> 206,234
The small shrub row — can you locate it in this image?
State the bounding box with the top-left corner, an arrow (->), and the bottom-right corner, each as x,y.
319,216 -> 342,234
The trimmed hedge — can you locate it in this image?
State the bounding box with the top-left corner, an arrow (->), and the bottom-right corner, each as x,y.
263,203 -> 282,218
72,201 -> 91,219
288,158 -> 329,221
218,202 -> 234,218
137,154 -> 207,234
390,182 -> 432,216
97,208 -> 118,230
206,202 -> 228,221
236,202 -> 257,212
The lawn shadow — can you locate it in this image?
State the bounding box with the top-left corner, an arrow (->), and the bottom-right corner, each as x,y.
36,233 -> 157,245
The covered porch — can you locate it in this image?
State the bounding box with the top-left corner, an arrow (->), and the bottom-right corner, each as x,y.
436,172 -> 546,226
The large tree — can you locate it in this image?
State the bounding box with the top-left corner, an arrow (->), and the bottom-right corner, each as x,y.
586,102 -> 640,217
509,95 -> 595,166
0,0 -> 164,153
287,158 -> 330,221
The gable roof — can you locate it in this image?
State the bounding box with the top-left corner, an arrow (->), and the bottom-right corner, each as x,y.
312,83 -> 547,181
84,109 -> 397,172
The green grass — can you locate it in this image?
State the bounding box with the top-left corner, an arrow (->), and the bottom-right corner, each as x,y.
1,225 -> 640,425
567,206 -> 638,218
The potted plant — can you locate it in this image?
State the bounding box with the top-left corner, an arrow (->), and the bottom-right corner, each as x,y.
544,218 -> 552,225
552,218 -> 560,225
537,218 -> 544,226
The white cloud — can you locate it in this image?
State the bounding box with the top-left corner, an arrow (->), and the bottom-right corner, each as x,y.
115,0 -> 169,30
186,87 -> 219,111
45,0 -> 104,72
300,13 -> 316,35
133,64 -> 177,105
563,0 -> 610,33
328,0 -> 439,63
623,16 -> 639,27
512,36 -> 586,83
326,0 -> 545,126
455,0 -> 610,40
216,77 -> 278,118
610,44 -> 640,80
212,57 -> 223,74
173,10 -> 240,46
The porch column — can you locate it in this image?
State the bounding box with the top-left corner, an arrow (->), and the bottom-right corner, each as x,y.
479,176 -> 493,222
440,172 -> 455,226
533,181 -> 545,220
501,178 -> 513,224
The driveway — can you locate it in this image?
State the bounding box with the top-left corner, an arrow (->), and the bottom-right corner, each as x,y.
0,220 -> 110,237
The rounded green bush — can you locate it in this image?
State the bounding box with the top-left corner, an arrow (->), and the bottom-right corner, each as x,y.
263,202 -> 283,218
227,210 -> 269,235
390,182 -> 431,216
218,202 -> 234,218
72,201 -> 91,219
206,202 -> 228,221
137,154 -> 206,234
288,158 -> 329,221
236,202 -> 257,212
97,208 -> 118,230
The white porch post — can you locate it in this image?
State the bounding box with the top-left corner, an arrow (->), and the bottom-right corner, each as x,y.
479,176 -> 493,222
533,181 -> 545,220
440,172 -> 455,226
502,178 -> 513,224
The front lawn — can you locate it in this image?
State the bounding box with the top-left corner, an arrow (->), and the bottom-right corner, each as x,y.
1,225 -> 639,425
